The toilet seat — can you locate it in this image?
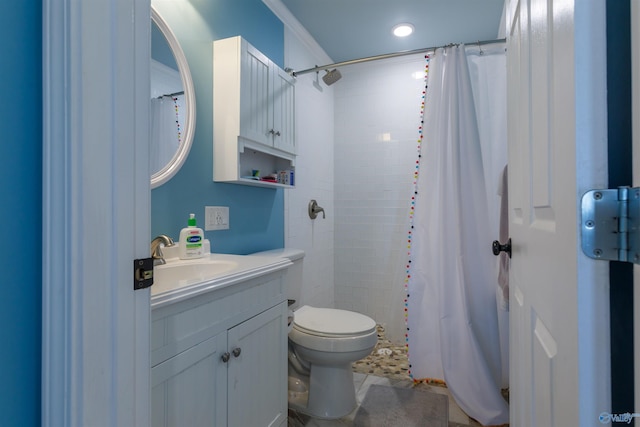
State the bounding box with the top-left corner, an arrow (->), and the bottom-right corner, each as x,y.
289,306 -> 377,353
293,306 -> 376,337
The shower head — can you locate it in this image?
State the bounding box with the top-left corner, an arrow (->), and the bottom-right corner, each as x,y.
322,68 -> 342,85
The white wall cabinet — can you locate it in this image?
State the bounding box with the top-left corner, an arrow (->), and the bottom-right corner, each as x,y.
151,272 -> 288,427
213,36 -> 296,188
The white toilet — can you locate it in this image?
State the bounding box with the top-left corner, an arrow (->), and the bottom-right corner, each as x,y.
250,248 -> 377,419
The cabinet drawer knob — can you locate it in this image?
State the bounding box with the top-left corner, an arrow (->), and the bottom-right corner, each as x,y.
232,347 -> 242,357
221,352 -> 231,363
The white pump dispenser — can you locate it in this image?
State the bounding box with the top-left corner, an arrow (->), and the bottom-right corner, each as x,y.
178,213 -> 204,259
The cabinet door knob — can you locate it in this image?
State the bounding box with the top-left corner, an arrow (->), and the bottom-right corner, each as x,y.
232,347 -> 242,357
221,352 -> 231,363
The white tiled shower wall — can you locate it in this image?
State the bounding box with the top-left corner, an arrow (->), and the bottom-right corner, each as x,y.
284,20 -> 428,343
283,26 -> 335,309
334,55 -> 427,343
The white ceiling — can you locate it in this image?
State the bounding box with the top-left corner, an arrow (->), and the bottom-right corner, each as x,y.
279,0 -> 505,64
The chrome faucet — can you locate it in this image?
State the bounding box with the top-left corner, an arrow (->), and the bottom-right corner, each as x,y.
150,234 -> 175,265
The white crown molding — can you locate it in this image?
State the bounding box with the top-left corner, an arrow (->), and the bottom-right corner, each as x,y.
262,0 -> 333,65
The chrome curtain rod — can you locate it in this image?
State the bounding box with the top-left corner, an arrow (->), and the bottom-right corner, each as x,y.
157,90 -> 185,99
289,37 -> 506,77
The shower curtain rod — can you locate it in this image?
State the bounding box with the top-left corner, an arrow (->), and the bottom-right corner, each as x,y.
157,90 -> 184,99
288,37 -> 506,77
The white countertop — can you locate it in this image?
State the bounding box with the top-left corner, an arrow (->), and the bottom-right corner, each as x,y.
150,253 -> 292,309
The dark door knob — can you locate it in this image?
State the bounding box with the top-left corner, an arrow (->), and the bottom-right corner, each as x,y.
492,238 -> 512,258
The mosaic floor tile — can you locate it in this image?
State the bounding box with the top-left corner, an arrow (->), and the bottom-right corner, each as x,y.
350,325 -> 504,426
289,324 -> 508,427
352,325 -> 411,382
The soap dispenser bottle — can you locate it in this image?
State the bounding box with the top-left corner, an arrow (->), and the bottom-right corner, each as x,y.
178,213 -> 204,259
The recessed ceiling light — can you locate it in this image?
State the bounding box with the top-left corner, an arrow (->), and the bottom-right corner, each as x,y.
392,23 -> 414,38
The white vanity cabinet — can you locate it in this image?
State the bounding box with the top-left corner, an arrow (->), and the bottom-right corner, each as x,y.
151,270 -> 288,427
213,36 -> 296,188
151,331 -> 227,426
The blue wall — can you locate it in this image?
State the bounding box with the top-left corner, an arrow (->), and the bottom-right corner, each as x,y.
0,1 -> 42,426
151,0 -> 286,255
152,23 -> 179,70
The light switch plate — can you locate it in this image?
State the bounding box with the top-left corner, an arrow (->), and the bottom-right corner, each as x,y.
205,206 -> 229,231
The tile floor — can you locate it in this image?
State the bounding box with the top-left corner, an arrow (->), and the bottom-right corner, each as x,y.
287,371 -> 478,426
287,325 -> 496,427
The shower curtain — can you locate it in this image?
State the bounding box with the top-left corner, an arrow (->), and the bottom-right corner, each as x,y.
407,44 -> 509,426
150,94 -> 184,175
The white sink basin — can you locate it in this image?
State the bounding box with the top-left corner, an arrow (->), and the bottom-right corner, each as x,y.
149,252 -> 293,307
153,257 -> 239,295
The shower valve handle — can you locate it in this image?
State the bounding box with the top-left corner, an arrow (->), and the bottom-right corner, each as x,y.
492,238 -> 512,258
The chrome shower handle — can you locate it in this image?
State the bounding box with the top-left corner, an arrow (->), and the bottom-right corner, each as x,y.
308,200 -> 326,219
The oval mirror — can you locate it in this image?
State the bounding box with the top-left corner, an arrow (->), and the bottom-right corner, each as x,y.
150,6 -> 196,189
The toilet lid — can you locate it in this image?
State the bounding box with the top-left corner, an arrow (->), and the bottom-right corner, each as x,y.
293,305 -> 376,336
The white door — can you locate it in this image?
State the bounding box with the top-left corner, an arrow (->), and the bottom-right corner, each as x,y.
241,41 -> 274,146
272,66 -> 296,154
42,0 -> 151,426
506,0 -> 610,425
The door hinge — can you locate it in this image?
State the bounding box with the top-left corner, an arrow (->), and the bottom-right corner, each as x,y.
134,257 -> 154,290
581,187 -> 640,263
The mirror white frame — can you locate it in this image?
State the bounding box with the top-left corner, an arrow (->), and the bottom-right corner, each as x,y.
151,5 -> 196,189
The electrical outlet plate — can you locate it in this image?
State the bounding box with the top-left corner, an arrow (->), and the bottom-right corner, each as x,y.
205,206 -> 229,231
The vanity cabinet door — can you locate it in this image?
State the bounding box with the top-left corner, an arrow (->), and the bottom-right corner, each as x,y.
227,302 -> 288,427
151,332 -> 227,427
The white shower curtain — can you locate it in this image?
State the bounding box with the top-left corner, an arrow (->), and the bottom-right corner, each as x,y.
407,45 -> 508,426
150,94 -> 184,175
467,44 -> 510,391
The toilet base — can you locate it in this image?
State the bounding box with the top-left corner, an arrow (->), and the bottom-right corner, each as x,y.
309,363 -> 356,418
290,362 -> 356,419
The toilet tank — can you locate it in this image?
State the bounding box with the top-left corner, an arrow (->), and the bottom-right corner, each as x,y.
249,248 -> 305,309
